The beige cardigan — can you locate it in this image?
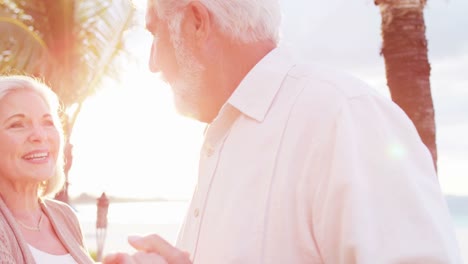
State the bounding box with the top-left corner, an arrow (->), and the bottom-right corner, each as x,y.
0,196 -> 94,263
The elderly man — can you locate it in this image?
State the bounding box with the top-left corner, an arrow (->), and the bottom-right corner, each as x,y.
103,0 -> 462,263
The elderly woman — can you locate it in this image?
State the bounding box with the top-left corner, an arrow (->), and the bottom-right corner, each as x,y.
0,75 -> 94,263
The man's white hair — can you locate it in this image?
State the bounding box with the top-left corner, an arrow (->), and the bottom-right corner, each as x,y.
151,0 -> 282,44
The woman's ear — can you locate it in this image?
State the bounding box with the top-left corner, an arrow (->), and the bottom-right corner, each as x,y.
182,1 -> 212,46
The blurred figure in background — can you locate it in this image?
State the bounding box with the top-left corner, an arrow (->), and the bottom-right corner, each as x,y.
0,75 -> 94,263
104,0 -> 462,263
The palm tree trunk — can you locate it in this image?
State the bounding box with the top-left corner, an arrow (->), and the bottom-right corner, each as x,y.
376,0 -> 437,171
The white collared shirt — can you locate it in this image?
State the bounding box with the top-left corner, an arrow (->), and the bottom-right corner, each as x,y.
176,47 -> 462,263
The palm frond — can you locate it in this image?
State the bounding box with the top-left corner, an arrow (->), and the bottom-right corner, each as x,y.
0,16 -> 46,74
76,0 -> 136,104
0,0 -> 136,131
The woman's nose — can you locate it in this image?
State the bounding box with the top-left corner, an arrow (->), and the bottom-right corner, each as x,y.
28,126 -> 47,142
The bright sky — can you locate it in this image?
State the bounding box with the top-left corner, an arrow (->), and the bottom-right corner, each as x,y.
68,0 -> 468,200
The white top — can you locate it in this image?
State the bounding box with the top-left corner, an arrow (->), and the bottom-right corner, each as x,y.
28,244 -> 78,264
176,47 -> 462,263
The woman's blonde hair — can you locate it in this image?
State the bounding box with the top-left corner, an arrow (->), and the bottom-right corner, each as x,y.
0,75 -> 66,197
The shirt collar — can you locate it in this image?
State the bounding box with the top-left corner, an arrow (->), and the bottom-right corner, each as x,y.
227,46 -> 296,122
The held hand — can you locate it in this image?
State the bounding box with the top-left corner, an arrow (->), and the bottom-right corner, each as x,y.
128,234 -> 192,264
102,252 -> 168,264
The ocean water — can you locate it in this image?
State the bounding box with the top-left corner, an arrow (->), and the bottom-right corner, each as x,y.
74,201 -> 468,262
75,201 -> 188,253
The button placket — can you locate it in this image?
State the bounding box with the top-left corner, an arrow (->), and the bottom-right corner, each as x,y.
191,107 -> 240,262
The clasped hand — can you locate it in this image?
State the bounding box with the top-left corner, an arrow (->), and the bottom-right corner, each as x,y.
103,234 -> 192,264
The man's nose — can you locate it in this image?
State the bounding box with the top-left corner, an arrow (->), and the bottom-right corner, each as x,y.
149,41 -> 160,73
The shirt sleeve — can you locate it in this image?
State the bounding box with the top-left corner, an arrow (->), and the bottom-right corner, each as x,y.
312,94 -> 462,264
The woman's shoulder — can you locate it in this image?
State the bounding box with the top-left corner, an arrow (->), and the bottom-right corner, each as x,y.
41,198 -> 83,237
0,213 -> 8,235
0,204 -> 24,262
42,197 -> 73,208
41,198 -> 77,219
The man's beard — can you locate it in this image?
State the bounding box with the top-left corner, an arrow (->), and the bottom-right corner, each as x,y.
170,32 -> 206,120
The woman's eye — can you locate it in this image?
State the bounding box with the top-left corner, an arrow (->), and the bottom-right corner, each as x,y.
9,122 -> 24,128
43,119 -> 55,126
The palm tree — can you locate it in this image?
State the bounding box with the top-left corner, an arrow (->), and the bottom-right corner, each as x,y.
375,0 -> 437,171
0,0 -> 136,202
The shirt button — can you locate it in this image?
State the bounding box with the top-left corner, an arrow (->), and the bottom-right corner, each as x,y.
194,208 -> 200,217
205,145 -> 214,157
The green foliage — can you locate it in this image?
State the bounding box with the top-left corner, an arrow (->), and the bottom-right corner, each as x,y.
0,0 -> 137,133
88,249 -> 98,261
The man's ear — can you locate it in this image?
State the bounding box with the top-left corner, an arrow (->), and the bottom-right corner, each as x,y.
182,1 -> 212,45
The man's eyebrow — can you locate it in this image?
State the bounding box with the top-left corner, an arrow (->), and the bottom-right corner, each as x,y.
145,3 -> 158,31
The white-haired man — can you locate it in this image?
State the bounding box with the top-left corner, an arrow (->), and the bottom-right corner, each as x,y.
103,0 -> 462,263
